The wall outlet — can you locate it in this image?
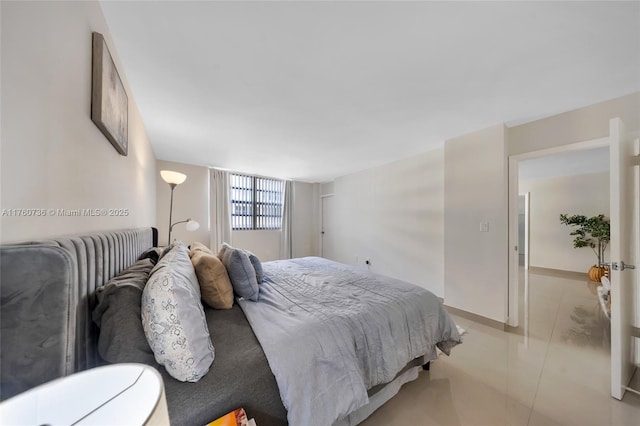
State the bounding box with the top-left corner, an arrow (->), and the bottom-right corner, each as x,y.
480,222 -> 489,232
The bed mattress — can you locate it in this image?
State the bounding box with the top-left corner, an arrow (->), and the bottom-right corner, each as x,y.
239,257 -> 461,426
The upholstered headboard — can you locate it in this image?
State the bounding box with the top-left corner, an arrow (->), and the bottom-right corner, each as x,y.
0,227 -> 157,400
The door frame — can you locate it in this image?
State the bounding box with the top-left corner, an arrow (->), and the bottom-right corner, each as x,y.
524,192 -> 530,270
518,192 -> 531,270
507,137 -> 609,327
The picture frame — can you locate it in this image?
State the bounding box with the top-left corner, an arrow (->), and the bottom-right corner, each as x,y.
91,32 -> 128,156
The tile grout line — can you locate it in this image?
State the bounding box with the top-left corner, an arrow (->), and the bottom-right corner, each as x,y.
525,276 -> 567,426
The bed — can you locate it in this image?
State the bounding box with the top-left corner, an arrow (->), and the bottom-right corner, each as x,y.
0,227 -> 461,425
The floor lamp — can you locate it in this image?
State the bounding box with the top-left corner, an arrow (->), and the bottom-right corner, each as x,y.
160,170 -> 200,245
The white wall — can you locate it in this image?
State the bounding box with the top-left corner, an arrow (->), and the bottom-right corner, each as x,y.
326,148 -> 445,297
156,160 -> 210,246
521,172 -> 610,273
0,1 -> 156,243
444,124 -> 508,322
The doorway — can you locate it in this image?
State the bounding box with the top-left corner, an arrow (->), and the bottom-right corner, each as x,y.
508,137 -> 610,328
321,194 -> 336,260
508,119 -> 640,400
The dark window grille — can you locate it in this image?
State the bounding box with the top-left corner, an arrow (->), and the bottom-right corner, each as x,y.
231,173 -> 283,230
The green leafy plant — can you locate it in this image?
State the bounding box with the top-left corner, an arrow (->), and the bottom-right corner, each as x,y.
559,214 -> 610,266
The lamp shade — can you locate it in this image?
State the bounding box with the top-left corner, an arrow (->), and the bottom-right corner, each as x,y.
185,219 -> 200,231
160,170 -> 187,185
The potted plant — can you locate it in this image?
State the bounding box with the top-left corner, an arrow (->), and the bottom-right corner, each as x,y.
559,214 -> 610,281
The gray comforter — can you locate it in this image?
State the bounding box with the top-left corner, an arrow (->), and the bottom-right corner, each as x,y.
238,257 -> 461,426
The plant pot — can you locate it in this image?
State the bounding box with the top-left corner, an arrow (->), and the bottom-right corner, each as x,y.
588,265 -> 606,282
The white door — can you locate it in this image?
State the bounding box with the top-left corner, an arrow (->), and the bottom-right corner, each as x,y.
321,195 -> 336,260
609,117 -> 638,400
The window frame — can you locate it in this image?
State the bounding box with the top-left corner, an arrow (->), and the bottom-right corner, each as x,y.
230,173 -> 283,231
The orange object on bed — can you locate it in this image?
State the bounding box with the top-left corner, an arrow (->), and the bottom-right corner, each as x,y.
208,407 -> 256,426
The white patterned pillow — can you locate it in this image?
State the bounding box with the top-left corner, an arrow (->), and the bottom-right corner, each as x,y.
141,242 -> 215,382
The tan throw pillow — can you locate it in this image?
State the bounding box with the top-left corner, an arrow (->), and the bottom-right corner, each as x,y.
191,251 -> 234,309
189,241 -> 214,256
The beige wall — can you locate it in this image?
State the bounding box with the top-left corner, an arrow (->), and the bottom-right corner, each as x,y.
325,148 -> 445,297
292,181 -> 320,258
156,161 -> 318,260
320,181 -> 335,196
509,92 -> 639,156
444,124 -> 509,322
318,94 -> 638,325
442,93 -> 638,323
520,172 -> 610,273
232,230 -> 281,261
0,1 -> 156,243
231,181 -> 320,260
509,93 -> 638,346
156,160 -> 210,246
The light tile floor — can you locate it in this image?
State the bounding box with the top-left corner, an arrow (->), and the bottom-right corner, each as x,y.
361,269 -> 640,426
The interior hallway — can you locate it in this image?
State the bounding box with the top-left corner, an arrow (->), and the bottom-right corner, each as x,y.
361,269 -> 640,425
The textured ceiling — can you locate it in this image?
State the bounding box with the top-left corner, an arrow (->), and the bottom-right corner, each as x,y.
101,1 -> 639,182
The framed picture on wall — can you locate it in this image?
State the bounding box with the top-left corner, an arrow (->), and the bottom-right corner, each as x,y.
91,32 -> 128,156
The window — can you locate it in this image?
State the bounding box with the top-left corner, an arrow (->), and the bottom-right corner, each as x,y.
231,173 -> 284,230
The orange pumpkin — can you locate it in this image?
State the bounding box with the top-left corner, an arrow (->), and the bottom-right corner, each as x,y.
588,265 -> 606,282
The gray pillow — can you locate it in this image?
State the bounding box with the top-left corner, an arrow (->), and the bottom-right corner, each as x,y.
219,243 -> 263,286
218,243 -> 259,301
92,258 -> 158,366
142,242 -> 215,382
244,250 -> 264,285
